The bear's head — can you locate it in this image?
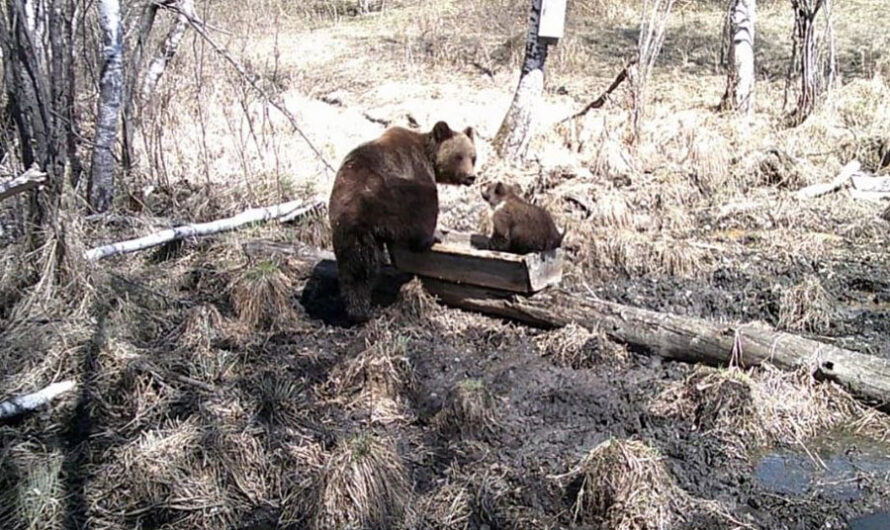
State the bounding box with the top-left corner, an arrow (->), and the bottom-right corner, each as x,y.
481,181 -> 521,208
430,121 -> 477,186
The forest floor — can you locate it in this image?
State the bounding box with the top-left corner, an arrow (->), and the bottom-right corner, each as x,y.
2,0 -> 890,529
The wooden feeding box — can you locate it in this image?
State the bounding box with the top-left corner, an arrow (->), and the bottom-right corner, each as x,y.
388,230 -> 564,294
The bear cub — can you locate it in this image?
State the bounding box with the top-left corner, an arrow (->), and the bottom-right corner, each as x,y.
329,121 -> 477,323
481,181 -> 564,254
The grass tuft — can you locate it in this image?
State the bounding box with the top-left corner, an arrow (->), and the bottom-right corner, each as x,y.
314,433 -> 411,530
567,438 -> 690,530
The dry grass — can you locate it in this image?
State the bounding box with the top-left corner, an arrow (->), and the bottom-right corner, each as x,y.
228,259 -> 297,331
419,479 -> 473,530
778,275 -> 833,333
435,378 -> 500,439
533,323 -> 629,369
0,443 -> 64,530
314,433 -> 411,530
650,365 -> 890,457
175,303 -> 225,353
581,230 -> 706,278
324,326 -> 416,425
566,438 -> 691,530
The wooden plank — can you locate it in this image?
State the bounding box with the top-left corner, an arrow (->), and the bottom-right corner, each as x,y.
388,230 -> 564,294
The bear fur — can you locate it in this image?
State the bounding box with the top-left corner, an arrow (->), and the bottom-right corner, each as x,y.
329,121 -> 477,323
481,181 -> 564,254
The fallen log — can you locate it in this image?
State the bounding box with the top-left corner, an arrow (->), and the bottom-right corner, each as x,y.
795,160 -> 861,199
248,239 -> 890,408
0,380 -> 76,420
84,195 -> 325,261
0,165 -> 47,202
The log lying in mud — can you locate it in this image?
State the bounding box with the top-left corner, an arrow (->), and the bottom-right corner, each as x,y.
244,239 -> 890,409
421,281 -> 890,408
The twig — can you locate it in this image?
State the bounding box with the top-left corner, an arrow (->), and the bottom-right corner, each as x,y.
84,196 -> 325,260
167,5 -> 336,174
133,361 -> 217,393
0,381 -> 76,419
558,60 -> 636,124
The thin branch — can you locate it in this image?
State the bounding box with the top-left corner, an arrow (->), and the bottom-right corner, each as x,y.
558,60 -> 636,123
164,4 -> 336,174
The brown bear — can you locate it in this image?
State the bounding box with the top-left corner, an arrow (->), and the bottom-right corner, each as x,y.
329,121 -> 477,323
481,181 -> 564,254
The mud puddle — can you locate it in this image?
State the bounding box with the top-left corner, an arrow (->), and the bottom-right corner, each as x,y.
754,433 -> 890,502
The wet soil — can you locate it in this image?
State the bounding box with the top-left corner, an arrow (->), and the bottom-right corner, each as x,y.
587,252 -> 890,358
297,271 -> 890,529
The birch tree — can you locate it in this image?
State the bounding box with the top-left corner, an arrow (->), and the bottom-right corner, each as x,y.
721,0 -> 756,114
89,0 -> 123,213
493,0 -> 549,163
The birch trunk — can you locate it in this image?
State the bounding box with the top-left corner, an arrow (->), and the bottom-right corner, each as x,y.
89,0 -> 123,213
140,0 -> 193,102
84,196 -> 324,260
721,0 -> 756,114
0,381 -> 76,419
493,0 -> 548,163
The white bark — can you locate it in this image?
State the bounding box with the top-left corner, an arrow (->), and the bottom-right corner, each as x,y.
795,160 -> 861,199
494,69 -> 544,162
89,0 -> 124,213
0,165 -> 47,202
84,196 -> 325,261
140,0 -> 193,102
493,0 -> 548,162
0,381 -> 76,419
723,0 -> 756,114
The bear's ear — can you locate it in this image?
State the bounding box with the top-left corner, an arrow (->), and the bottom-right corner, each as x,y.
494,182 -> 505,194
432,121 -> 453,143
463,126 -> 475,142
508,183 -> 522,195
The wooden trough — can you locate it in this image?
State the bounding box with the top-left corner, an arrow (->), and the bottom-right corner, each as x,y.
388,230 -> 564,294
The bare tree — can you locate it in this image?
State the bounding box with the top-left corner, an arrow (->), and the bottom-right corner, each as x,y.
493,0 -> 550,162
721,0 -> 756,114
89,0 -> 124,213
122,0 -> 193,172
0,0 -> 79,242
628,0 -> 676,141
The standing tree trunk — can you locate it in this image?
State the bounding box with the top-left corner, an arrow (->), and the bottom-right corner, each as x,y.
720,0 -> 756,114
493,0 -> 548,163
787,0 -> 831,124
89,0 -> 123,213
0,0 -> 77,245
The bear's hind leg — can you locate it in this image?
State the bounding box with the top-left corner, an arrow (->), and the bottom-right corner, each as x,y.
333,230 -> 382,324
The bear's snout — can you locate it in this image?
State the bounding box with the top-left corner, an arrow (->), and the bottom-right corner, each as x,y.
463,174 -> 477,185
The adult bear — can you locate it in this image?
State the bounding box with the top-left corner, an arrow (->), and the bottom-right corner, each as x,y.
329,121 -> 477,323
